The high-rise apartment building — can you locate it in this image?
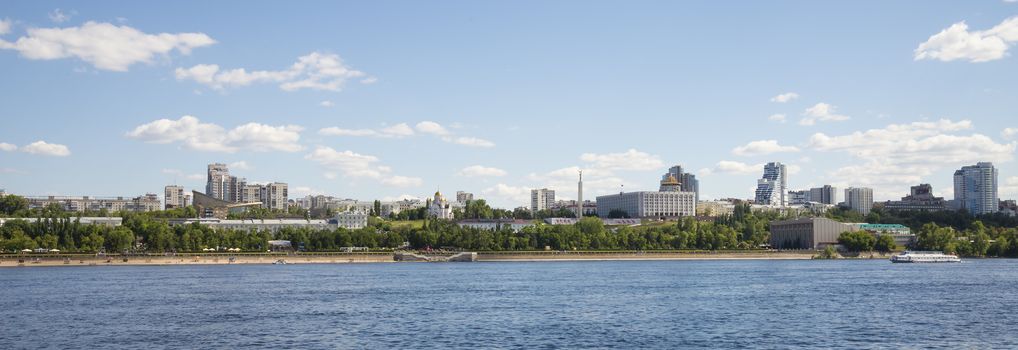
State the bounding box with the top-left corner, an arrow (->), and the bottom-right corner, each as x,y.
239,183 -> 262,204
260,182 -> 288,210
809,185 -> 838,205
164,185 -> 190,209
754,162 -> 787,206
845,187 -> 874,215
206,163 -> 233,201
954,162 -> 999,216
531,188 -> 556,212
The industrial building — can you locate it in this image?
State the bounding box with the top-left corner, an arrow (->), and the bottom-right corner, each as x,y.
769,217 -> 915,249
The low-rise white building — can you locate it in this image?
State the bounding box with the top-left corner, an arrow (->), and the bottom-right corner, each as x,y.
25,194 -> 161,213
458,219 -> 534,232
168,212 -> 369,232
331,211 -> 368,229
0,217 -> 123,227
544,218 -> 641,226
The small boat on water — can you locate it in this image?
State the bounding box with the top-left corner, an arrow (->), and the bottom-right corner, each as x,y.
890,251 -> 961,263
273,259 -> 287,265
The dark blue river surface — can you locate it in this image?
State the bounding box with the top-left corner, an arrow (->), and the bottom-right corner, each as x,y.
2,259 -> 1018,349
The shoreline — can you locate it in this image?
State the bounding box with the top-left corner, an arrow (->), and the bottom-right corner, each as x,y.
0,251 -> 846,267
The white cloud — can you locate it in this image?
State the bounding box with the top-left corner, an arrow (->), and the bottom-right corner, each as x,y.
380,194 -> 420,202
381,124 -> 416,138
360,77 -> 378,84
787,164 -> 802,175
732,140 -> 800,156
579,149 -> 664,171
706,161 -> 764,175
768,114 -> 787,123
291,186 -> 325,197
443,136 -> 495,148
0,142 -> 16,152
525,166 -> 626,200
229,161 -> 252,170
0,19 -> 11,35
319,123 -> 415,138
770,92 -> 799,103
809,119 -> 1016,195
482,184 -> 532,207
381,176 -> 424,187
126,115 -> 303,153
458,165 -> 507,177
409,121 -> 494,147
48,9 -> 74,23
915,16 -> 1018,62
304,146 -> 421,188
0,21 -> 215,71
800,102 -> 850,126
161,168 -> 204,181
1002,176 -> 1018,199
20,140 -> 70,157
1003,127 -> 1018,139
320,100 -> 334,107
175,52 -> 372,91
415,121 -> 450,136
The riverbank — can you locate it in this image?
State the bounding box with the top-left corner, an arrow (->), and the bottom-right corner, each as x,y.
477,250 -> 822,261
0,253 -> 394,267
0,250 -> 845,267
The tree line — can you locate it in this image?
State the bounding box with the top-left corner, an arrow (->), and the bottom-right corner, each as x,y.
1,196 -> 783,253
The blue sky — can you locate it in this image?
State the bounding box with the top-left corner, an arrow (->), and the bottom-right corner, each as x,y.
2,1 -> 1018,208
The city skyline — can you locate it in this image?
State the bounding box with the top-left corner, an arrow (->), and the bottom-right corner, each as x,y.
3,1 -> 1018,208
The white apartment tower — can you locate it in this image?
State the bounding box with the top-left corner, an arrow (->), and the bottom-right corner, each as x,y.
754,162 -> 787,206
531,188 -> 556,212
206,163 -> 232,201
164,185 -> 189,209
260,182 -> 289,210
809,185 -> 838,205
844,187 -> 874,215
954,162 -> 999,216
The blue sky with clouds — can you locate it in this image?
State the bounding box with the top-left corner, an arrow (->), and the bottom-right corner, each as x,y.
2,1 -> 1018,208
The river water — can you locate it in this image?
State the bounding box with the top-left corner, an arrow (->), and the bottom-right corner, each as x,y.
2,259 -> 1016,349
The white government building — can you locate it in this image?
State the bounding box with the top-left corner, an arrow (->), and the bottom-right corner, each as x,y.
596,173 -> 696,218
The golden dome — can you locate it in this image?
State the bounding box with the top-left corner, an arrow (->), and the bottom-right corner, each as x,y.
661,174 -> 680,185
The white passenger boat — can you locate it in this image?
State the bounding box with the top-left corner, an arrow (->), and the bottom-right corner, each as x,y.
890,251 -> 961,263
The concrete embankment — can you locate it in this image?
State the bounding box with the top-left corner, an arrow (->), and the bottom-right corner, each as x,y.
0,253 -> 393,267
477,250 -> 818,261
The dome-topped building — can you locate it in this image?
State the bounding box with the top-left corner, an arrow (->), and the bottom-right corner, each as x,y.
659,174 -> 682,192
428,190 -> 454,220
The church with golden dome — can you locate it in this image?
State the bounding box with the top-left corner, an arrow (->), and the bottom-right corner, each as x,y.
427,190 -> 454,220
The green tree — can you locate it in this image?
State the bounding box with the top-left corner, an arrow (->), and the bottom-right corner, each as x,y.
874,234 -> 896,252
0,195 -> 29,216
838,231 -> 876,252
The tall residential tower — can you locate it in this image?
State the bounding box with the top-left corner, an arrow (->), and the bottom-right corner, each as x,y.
754,162 -> 787,206
954,162 -> 998,215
